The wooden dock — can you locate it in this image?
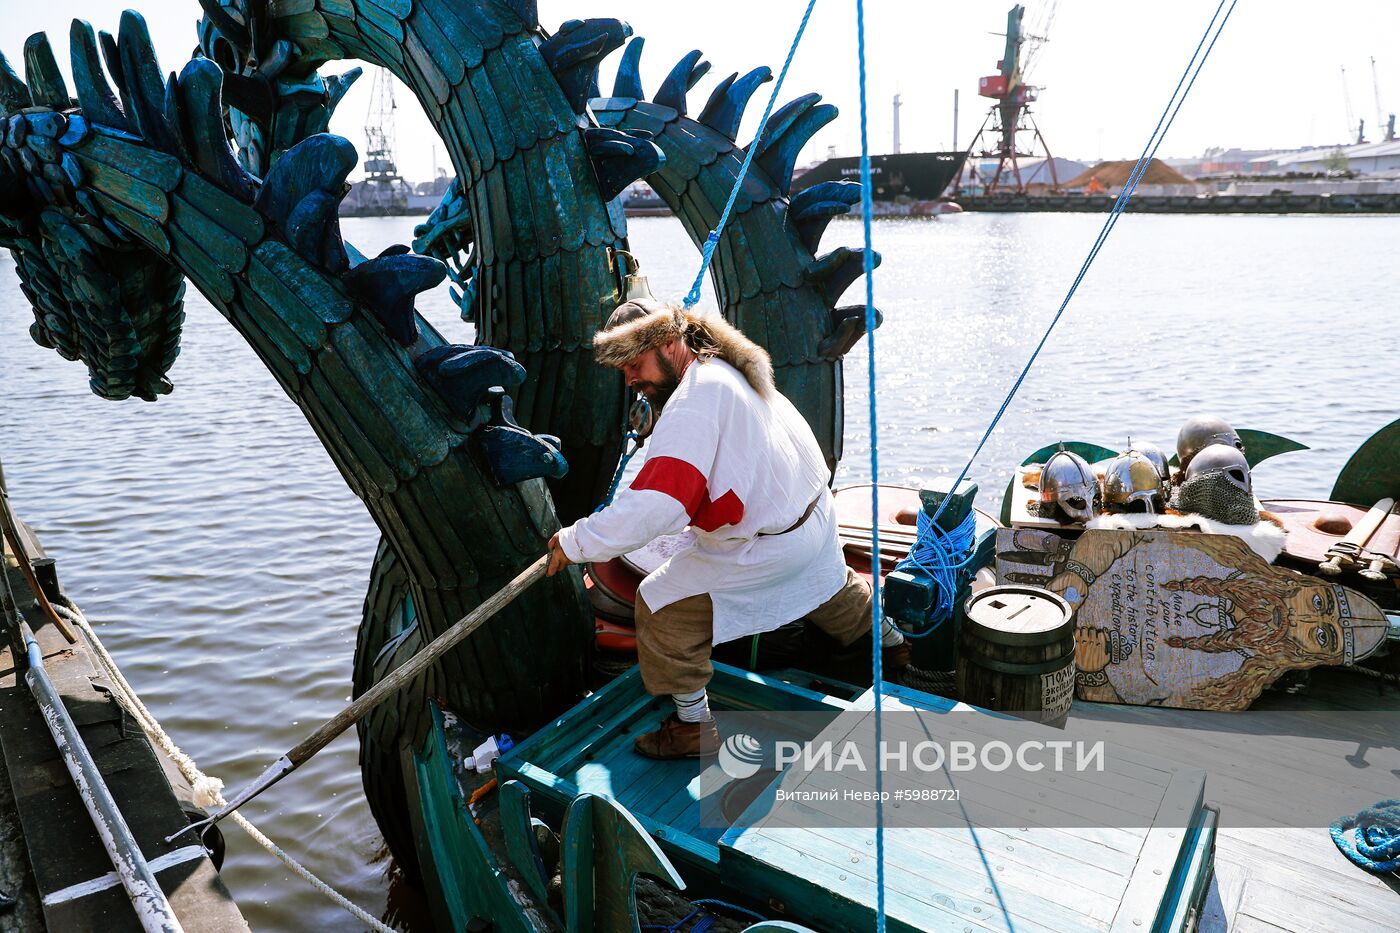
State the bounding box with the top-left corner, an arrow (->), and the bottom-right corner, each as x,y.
0,520 -> 248,930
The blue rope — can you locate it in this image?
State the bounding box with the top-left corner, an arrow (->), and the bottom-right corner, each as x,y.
892,509 -> 978,639
851,3 -> 1237,930
596,431 -> 643,511
851,1 -> 886,931
682,0 -> 819,309
641,898 -> 767,932
925,0 -> 1238,535
1330,800 -> 1400,873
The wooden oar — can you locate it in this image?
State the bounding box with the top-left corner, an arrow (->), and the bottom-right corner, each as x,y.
168,554 -> 549,843
0,487 -> 76,643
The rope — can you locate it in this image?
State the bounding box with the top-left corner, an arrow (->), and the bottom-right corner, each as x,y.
851,0 -> 886,929
1330,800 -> 1400,874
598,397 -> 652,511
52,602 -> 393,933
682,0 -> 819,309
849,3 -> 1238,929
924,0 -> 1238,535
597,431 -> 644,511
892,509 -> 978,639
641,897 -> 767,932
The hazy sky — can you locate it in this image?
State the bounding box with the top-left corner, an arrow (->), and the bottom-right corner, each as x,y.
5,2 -> 1398,182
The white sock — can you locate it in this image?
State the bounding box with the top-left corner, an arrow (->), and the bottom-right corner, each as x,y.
881,620 -> 906,648
673,688 -> 713,723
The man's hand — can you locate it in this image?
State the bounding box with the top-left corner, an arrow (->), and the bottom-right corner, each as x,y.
546,532 -> 574,577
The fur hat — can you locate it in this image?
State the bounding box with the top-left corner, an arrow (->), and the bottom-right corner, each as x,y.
592,299 -> 775,397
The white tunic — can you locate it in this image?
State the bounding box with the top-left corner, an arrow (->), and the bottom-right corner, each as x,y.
556,357 -> 848,644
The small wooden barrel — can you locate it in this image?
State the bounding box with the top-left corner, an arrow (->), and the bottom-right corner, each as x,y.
956,585 -> 1075,725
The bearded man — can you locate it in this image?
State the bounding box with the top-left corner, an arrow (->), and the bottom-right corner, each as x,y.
545,299 -> 910,759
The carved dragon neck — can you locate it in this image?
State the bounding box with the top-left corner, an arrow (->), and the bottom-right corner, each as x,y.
215,0 -> 664,520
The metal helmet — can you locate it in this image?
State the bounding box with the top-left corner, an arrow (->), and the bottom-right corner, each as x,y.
1103,450 -> 1166,514
1176,416 -> 1243,473
1184,443 -> 1252,495
1133,441 -> 1171,484
1039,449 -> 1101,523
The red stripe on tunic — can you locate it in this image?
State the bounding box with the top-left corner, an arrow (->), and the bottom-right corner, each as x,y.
630,456 -> 745,532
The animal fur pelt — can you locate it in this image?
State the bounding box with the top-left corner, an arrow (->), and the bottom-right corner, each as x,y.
592,299 -> 775,397
1086,511 -> 1288,564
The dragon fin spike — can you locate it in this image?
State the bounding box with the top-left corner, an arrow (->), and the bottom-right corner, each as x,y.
790,180 -> 862,253
118,11 -> 179,152
23,33 -> 70,109
538,18 -> 631,115
583,127 -> 662,201
162,70 -> 191,162
697,72 -> 737,129
343,253 -> 446,347
755,101 -> 837,194
415,345 -> 526,417
70,20 -> 130,131
654,49 -> 707,115
818,305 -> 884,360
196,0 -> 251,49
699,66 -> 771,141
612,36 -> 644,99
805,246 -> 882,307
177,58 -> 257,200
475,389 -> 569,486
752,93 -> 821,157
255,132 -> 357,256
0,49 -> 32,116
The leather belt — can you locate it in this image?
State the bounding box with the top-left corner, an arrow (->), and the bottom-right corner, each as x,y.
759,494 -> 822,537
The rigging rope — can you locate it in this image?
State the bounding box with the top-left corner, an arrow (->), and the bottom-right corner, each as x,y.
924,0 -> 1238,534
852,2 -> 1238,930
52,602 -> 394,933
682,0 -> 820,309
850,0 -> 887,930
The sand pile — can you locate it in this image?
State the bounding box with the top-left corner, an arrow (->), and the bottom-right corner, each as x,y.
1063,159 -> 1194,188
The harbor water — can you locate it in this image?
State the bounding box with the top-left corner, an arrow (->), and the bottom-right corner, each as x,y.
1,212 -> 1396,929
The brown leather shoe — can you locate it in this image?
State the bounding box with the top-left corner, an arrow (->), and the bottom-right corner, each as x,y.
633,713 -> 720,760
882,641 -> 913,678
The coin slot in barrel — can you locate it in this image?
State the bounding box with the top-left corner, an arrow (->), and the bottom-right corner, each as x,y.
956,585 -> 1076,726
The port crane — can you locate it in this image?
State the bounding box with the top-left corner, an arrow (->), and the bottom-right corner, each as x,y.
960,3 -> 1060,195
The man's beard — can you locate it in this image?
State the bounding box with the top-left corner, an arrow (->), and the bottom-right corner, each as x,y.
638,351 -> 682,410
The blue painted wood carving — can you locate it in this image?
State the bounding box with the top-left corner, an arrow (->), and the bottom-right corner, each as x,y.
0,0 -> 867,879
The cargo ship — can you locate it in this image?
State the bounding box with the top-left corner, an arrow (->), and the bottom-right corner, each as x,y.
793,150 -> 967,206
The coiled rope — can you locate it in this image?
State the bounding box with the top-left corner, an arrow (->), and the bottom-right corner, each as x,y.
891,509 -> 978,638
52,602 -> 393,933
682,0 -> 819,309
1330,800 -> 1400,874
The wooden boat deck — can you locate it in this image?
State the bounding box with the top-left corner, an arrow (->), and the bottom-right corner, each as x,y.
1080,668 -> 1400,932
500,660 -> 1399,931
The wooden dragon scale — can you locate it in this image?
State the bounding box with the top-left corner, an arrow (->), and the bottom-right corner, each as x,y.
594,37 -> 883,471
0,15 -> 596,871
219,0 -> 664,522
194,0 -> 668,866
